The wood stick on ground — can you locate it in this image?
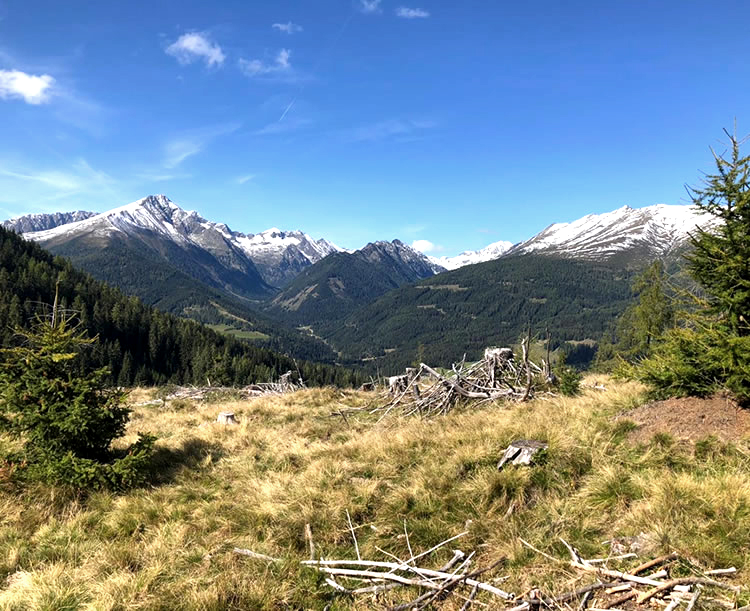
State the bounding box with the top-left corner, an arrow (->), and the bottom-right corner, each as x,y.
303,560 -> 512,599
304,523 -> 315,561
345,510 -> 361,561
526,581 -> 620,606
664,597 -> 682,611
685,588 -> 701,611
460,584 -> 480,610
570,561 -> 665,587
601,590 -> 637,609
631,552 -> 679,575
637,578 -> 740,604
233,547 -> 279,562
518,537 -> 562,563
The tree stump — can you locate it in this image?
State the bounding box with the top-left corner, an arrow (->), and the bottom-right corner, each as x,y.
497,440 -> 548,470
217,412 -> 238,425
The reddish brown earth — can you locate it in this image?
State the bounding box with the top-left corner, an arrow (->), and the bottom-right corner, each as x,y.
621,393 -> 750,443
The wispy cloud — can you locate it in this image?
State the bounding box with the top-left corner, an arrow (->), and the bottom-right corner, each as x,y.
236,174 -> 256,184
0,158 -> 119,212
163,122 -> 240,168
239,49 -> 292,77
359,0 -> 382,14
272,22 -> 303,34
0,69 -> 55,104
395,7 -> 430,18
254,116 -> 312,136
166,32 -> 225,67
343,118 -> 436,142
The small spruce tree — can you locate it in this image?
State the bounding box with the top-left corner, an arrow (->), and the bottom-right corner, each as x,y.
634,128 -> 750,404
0,297 -> 154,490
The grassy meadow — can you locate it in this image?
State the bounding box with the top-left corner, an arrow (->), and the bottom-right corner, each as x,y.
0,379 -> 748,609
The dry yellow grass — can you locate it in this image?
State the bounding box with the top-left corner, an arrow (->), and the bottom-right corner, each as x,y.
0,379 -> 748,609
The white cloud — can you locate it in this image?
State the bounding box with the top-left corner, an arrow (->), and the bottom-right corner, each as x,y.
163,122 -> 240,168
0,69 -> 55,104
272,22 -> 303,34
239,49 -> 292,76
359,0 -> 382,14
166,32 -> 225,67
411,239 -> 436,253
395,7 -> 430,18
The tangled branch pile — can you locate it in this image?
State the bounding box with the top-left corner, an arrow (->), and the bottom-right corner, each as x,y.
517,538 -> 742,611
375,340 -> 553,418
159,371 -> 305,402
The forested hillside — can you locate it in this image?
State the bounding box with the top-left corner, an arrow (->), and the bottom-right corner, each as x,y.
267,242 -> 440,327
0,227 -> 363,387
24,230 -> 339,363
323,254 -> 634,372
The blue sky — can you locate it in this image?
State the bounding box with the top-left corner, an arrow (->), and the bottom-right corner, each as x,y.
1,0 -> 749,254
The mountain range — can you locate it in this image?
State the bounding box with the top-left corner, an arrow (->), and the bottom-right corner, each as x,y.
3,195 -> 713,371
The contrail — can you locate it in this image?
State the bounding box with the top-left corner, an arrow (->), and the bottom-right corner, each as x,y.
276,9 -> 356,122
278,99 -> 296,122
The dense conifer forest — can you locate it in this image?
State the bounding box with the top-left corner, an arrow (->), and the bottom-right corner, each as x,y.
0,227 -> 364,387
324,254 -> 635,371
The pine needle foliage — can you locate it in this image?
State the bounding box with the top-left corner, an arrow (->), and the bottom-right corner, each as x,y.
634,128 -> 750,404
0,300 -> 155,490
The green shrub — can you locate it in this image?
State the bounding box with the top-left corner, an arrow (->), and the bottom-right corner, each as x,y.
0,308 -> 155,491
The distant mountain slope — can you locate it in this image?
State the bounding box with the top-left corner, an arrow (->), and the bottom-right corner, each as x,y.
0,226 -> 362,387
506,204 -> 709,265
233,227 -> 341,286
16,196 -> 341,288
429,239 -> 514,270
266,240 -> 445,326
24,195 -> 275,299
2,210 -> 97,233
321,254 -> 634,373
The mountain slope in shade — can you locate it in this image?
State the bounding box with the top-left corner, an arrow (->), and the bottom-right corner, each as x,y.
2,211 -> 97,233
429,239 -> 514,270
506,204 -> 711,264
266,239 -> 445,326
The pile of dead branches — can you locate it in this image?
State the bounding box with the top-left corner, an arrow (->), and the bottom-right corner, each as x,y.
162,371 -> 305,402
517,537 -> 743,611
233,523 -> 745,610
236,524 -> 513,610
374,339 -> 553,418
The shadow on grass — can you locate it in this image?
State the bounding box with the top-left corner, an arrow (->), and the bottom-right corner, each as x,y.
146,437 -> 226,486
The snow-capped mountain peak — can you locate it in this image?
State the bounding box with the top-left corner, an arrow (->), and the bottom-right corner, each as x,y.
506,203 -> 710,261
429,239 -> 514,270
17,195 -> 343,287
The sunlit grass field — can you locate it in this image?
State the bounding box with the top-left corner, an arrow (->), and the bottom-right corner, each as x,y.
0,378 -> 748,609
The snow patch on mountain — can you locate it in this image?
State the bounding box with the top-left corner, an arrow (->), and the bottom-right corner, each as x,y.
507,204 -> 712,261
2,211 -> 97,234
429,239 -> 514,270
20,195 -> 342,287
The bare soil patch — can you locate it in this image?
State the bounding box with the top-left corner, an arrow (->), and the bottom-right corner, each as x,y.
621,393 -> 750,443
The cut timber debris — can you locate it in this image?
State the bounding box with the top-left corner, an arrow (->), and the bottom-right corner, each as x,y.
374,338 -> 555,419
163,371 -> 305,402
232,521 -> 744,610
497,440 -> 548,470
516,537 -> 742,611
